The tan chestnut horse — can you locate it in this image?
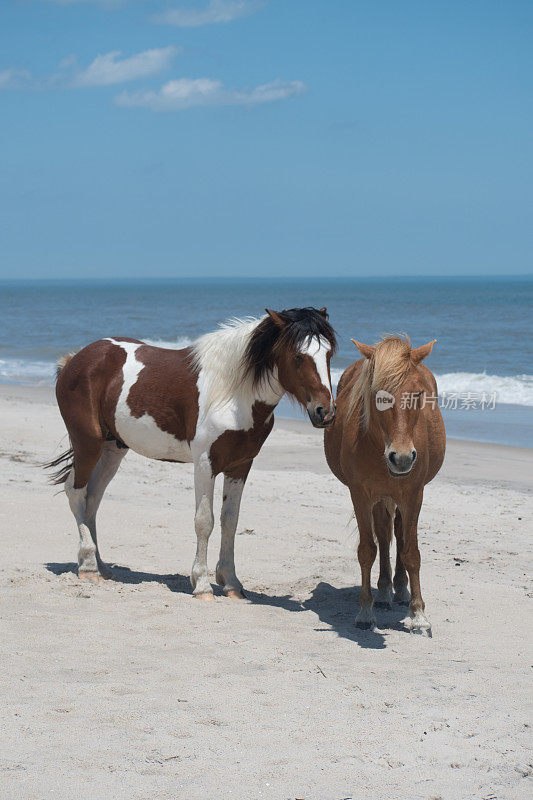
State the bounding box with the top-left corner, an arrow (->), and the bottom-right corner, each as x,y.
324,335 -> 445,635
47,308 -> 336,599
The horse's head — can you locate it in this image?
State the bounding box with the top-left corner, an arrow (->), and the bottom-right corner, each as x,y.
244,307 -> 337,428
351,336 -> 436,476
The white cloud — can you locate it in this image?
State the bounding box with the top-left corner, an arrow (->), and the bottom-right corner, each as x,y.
153,0 -> 264,27
0,68 -> 32,89
115,77 -> 305,111
71,46 -> 178,87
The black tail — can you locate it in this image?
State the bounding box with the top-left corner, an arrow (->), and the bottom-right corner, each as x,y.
44,446 -> 74,485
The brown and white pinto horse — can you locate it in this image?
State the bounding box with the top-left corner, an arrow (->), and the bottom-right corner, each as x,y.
324,334 -> 445,635
47,307 -> 336,599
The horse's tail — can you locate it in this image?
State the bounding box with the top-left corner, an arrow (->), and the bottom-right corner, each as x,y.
44,352 -> 77,484
44,447 -> 74,485
56,351 -> 76,380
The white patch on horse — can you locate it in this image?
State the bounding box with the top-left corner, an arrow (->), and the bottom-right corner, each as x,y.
191,316 -> 284,418
300,336 -> 333,401
410,610 -> 432,636
106,338 -> 193,462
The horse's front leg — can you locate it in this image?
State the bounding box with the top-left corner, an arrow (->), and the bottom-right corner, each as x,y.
190,455 -> 215,600
398,491 -> 431,636
216,463 -> 252,599
351,491 -> 377,629
373,500 -> 394,608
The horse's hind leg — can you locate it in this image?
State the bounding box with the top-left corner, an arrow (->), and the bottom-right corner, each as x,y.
64,435 -> 105,583
373,500 -> 394,609
392,510 -> 410,605
85,441 -> 128,578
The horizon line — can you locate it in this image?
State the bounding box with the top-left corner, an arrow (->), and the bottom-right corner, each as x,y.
1,273 -> 532,283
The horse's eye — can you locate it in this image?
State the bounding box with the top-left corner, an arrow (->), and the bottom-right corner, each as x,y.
295,355 -> 304,364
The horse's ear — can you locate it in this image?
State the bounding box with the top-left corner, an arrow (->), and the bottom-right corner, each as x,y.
265,309 -> 287,328
411,339 -> 436,364
351,339 -> 375,359
318,307 -> 328,318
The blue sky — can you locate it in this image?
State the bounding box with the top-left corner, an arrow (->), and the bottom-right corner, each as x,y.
1,0 -> 532,279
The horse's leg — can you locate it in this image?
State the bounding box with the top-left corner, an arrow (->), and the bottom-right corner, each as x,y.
85,441 -> 128,578
392,509 -> 410,605
373,500 -> 394,609
216,462 -> 252,600
352,492 -> 377,629
65,434 -> 105,583
190,455 -> 216,600
398,492 -> 431,635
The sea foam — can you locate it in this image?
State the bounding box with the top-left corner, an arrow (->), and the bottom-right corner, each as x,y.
329,368 -> 533,406
2,354 -> 532,407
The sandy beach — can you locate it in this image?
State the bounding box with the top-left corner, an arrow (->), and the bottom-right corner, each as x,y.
0,384 -> 531,800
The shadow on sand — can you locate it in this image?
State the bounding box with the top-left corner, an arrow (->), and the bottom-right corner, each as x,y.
45,564 -> 410,649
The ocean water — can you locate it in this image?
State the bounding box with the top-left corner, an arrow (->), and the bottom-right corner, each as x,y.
0,277 -> 531,447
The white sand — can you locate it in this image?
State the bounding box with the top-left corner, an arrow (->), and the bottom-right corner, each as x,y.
0,385 -> 532,800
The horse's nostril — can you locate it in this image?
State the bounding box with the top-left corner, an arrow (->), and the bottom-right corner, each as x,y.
412,449 -> 417,461
388,451 -> 397,465
315,405 -> 325,419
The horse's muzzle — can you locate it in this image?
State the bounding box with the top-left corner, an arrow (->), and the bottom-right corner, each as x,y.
386,448 -> 417,477
308,405 -> 336,428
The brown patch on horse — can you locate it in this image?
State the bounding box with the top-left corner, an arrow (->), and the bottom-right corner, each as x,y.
208,401 -> 275,477
125,345 -> 200,445
54,339 -> 137,487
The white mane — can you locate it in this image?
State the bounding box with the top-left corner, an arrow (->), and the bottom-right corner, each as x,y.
190,316 -> 282,415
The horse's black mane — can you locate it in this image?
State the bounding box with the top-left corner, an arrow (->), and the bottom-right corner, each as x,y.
242,307 -> 337,388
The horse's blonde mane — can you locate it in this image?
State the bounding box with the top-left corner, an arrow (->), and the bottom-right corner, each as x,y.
348,334 -> 413,428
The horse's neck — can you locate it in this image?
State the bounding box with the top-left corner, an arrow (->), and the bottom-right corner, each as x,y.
198,362 -> 284,421
193,319 -> 286,413
239,367 -> 284,410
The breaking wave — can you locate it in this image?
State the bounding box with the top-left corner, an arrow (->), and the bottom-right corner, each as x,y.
330,367 -> 533,406
1,353 -> 532,406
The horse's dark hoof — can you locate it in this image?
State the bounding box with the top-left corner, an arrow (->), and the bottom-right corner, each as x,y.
356,620 -> 375,630
393,589 -> 411,606
225,589 -> 246,600
374,600 -> 392,610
